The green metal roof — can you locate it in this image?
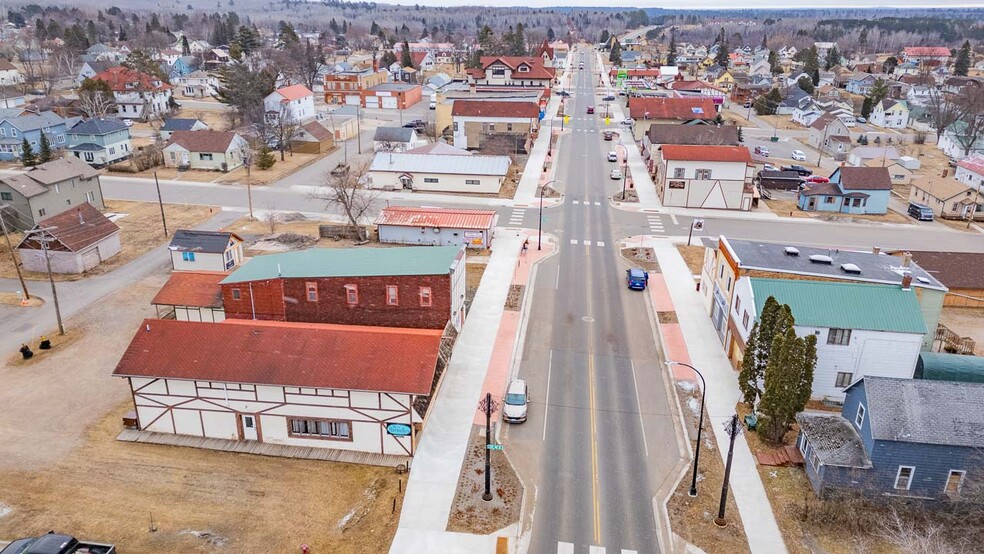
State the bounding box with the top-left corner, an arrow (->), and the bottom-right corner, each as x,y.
749,278 -> 927,335
916,352 -> 984,384
220,246 -> 461,284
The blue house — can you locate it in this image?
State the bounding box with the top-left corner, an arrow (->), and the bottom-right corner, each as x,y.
797,376 -> 984,502
67,119 -> 132,167
0,111 -> 76,161
797,166 -> 892,215
165,56 -> 198,81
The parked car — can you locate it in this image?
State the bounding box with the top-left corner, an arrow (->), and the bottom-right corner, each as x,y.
428,101 -> 436,110
619,118 -> 633,126
805,175 -> 829,183
587,106 -> 595,114
754,146 -> 770,157
743,100 -> 753,108
625,268 -> 649,290
0,532 -> 116,554
602,94 -> 616,101
402,120 -> 426,131
791,149 -> 807,161
908,202 -> 934,221
502,379 -> 528,423
607,151 -> 618,162
762,163 -> 779,172
603,130 -> 614,141
557,90 -> 571,97
610,168 -> 623,180
781,164 -> 813,176
856,117 -> 867,123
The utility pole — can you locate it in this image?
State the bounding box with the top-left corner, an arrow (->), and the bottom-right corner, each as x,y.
715,414 -> 744,527
477,392 -> 499,502
33,228 -> 65,335
0,205 -> 29,300
153,172 -> 168,237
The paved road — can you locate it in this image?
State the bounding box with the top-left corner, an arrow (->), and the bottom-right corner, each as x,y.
506,49 -> 680,554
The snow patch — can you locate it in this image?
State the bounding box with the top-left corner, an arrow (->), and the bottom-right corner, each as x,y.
677,380 -> 695,392
0,502 -> 11,518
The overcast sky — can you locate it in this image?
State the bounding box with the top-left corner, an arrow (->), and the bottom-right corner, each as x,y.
379,0 -> 984,7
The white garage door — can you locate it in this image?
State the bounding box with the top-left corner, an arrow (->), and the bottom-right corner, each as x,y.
382,96 -> 398,109
365,96 -> 379,109
345,94 -> 361,106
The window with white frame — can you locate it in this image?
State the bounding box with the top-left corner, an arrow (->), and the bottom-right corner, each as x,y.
799,435 -> 808,456
419,286 -> 432,307
854,403 -> 865,428
828,328 -> 851,346
945,470 -> 966,495
386,285 -> 399,306
894,466 -> 914,491
344,284 -> 358,305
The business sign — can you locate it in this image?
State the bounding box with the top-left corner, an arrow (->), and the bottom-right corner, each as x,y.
386,423 -> 412,436
486,444 -> 504,451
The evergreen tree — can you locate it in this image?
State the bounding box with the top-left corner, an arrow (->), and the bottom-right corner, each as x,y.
736,126 -> 743,143
38,133 -> 52,163
858,27 -> 868,48
255,146 -> 275,169
869,77 -> 889,105
802,46 -> 820,83
825,45 -> 841,70
510,23 -> 526,56
754,87 -> 783,116
954,40 -> 971,77
547,27 -> 555,42
400,39 -> 413,68
20,138 -> 37,167
609,40 -> 622,65
380,50 -> 397,68
737,297 -> 786,405
758,312 -> 817,443
715,28 -> 729,68
599,29 -> 610,45
861,96 -> 873,119
34,18 -> 47,42
882,56 -> 898,74
760,33 -> 767,49
797,75 -> 815,95
278,21 -> 299,45
768,49 -> 781,75
181,35 -> 191,56
370,21 -> 380,36
666,32 -> 677,66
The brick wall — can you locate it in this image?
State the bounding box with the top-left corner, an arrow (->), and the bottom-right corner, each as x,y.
221,274 -> 451,329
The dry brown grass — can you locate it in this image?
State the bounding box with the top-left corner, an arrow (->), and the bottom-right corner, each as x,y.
934,216 -> 981,233
0,201 -> 215,282
675,245 -> 706,275
0,291 -> 42,306
217,151 -> 324,186
0,402 -> 403,553
172,107 -> 230,131
6,327 -> 84,368
763,199 -> 913,224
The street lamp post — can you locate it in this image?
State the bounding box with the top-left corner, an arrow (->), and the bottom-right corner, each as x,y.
666,361 -> 707,497
539,180 -> 557,251
616,143 -> 628,200
715,414 -> 745,527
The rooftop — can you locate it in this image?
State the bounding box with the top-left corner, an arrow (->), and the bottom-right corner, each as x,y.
903,251 -> 984,290
69,118 -> 129,135
112,319 -> 442,395
370,83 -> 421,93
646,124 -> 739,146
373,126 -> 415,143
834,166 -> 893,191
17,203 -> 118,253
272,84 -> 313,101
406,142 -> 472,156
660,144 -> 752,163
151,270 -> 227,308
910,176 -> 976,200
720,237 -> 946,291
628,97 -> 717,120
369,152 -> 510,177
451,100 -> 539,119
748,278 -> 927,334
165,130 -> 241,153
374,207 -> 497,230
221,245 -> 462,284
160,118 -> 206,132
168,229 -> 240,254
852,377 -> 984,448
796,413 -> 872,469
957,156 -> 984,175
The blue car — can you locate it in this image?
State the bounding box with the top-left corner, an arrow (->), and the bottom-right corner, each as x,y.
626,268 -> 649,290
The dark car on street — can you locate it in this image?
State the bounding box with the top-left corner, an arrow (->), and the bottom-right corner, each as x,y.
781,164 -> 813,176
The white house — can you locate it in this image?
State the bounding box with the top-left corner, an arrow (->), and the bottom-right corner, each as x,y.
174,70 -> 219,98
263,84 -> 316,123
939,121 -> 984,161
375,206 -> 498,249
163,130 -> 248,172
731,277 -> 927,401
372,126 -> 424,153
792,102 -> 824,127
367,152 -> 511,194
0,59 -> 23,86
869,99 -> 909,129
94,66 -> 173,121
17,203 -> 121,274
956,157 -> 984,190
168,229 -> 244,272
654,144 -> 754,210
112,318 -> 443,458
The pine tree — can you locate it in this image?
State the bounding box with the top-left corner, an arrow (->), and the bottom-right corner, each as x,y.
825,45 -> 840,70
738,323 -> 761,405
869,77 -> 889,106
609,40 -> 622,65
760,33 -> 767,49
768,50 -> 781,75
255,146 -> 275,169
858,27 -> 868,48
547,27 -> 555,42
20,138 -> 37,167
738,297 -> 786,405
803,46 -> 820,83
758,315 -> 816,443
737,125 -> 743,143
715,28 -> 729,68
599,29 -> 610,45
666,33 -> 677,66
400,39 -> 413,68
511,22 -> 526,56
954,40 -> 971,77
38,133 -> 52,163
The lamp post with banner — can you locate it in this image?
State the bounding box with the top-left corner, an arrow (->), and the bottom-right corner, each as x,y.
688,218 -> 704,246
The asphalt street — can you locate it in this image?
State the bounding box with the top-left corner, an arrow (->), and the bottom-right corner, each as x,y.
505,50 -> 680,554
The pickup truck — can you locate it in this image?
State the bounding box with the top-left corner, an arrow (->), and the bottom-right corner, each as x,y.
781,164 -> 813,177
626,268 -> 649,290
1,532 -> 115,554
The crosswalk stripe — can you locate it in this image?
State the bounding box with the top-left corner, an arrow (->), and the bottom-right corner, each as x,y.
597,241 -> 606,246
621,550 -> 639,554
570,239 -> 578,245
572,200 -> 580,205
588,546 -> 605,554
594,202 -> 601,206
584,240 -> 592,246
557,542 -> 574,554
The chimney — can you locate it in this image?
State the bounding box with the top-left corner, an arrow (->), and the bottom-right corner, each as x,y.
902,252 -> 912,268
901,274 -> 913,290
871,246 -> 880,255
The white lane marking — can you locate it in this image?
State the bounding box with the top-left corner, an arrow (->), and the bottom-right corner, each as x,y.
630,360 -> 649,457
555,266 -> 560,290
584,240 -> 593,246
594,202 -> 601,206
573,200 -> 580,205
670,213 -> 679,225
557,542 -> 575,554
588,547 -> 606,554
570,239 -> 578,245
597,241 -> 606,247
622,550 -> 639,554
543,349 -> 553,441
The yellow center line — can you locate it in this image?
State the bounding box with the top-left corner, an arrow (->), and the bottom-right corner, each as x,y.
588,354 -> 601,544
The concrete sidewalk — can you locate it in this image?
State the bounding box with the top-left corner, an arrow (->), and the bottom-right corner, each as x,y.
515,93 -> 566,205
391,231 -> 524,553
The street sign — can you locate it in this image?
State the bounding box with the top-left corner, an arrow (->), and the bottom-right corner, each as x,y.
386,423 -> 412,436
692,218 -> 705,231
486,444 -> 504,451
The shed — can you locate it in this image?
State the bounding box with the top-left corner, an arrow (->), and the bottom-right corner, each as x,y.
151,270 -> 227,322
17,203 -> 120,274
168,229 -> 244,272
915,352 -> 984,384
375,206 -> 498,249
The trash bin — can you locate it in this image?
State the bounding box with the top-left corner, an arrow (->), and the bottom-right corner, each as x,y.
769,136 -> 779,143
744,413 -> 758,430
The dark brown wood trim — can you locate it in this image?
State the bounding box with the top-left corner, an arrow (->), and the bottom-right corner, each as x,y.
235,413 -> 244,440
128,378 -> 141,430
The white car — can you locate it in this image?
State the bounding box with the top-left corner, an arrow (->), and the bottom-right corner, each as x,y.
619,118 -> 633,126
610,168 -> 623,180
502,379 -> 528,423
791,149 -> 807,161
607,151 -> 618,162
763,163 -> 779,172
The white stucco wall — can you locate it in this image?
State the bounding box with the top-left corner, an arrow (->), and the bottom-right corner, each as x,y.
367,170 -> 504,194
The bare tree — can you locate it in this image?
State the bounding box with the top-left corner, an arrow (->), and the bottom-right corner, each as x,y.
15,41 -> 51,94
875,506 -> 964,554
952,87 -> 984,158
312,163 -> 377,241
269,103 -> 302,161
926,87 -> 962,145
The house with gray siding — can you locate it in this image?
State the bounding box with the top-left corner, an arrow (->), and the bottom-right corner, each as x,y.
0,110 -> 75,161
0,157 -> 105,230
67,118 -> 132,167
168,229 -> 244,272
797,377 -> 984,502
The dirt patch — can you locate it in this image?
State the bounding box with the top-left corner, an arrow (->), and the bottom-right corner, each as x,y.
0,292 -> 42,306
658,312 -> 678,324
447,426 -> 522,534
228,216 -> 388,254
466,261 -> 488,306
7,327 -> 84,368
934,216 -> 982,233
498,163 -> 523,199
505,284 -> 524,311
939,307 -> 984,356
763,199 -> 913,224
613,190 -> 639,202
620,247 -> 660,271
667,383 -> 750,553
675,245 -> 706,275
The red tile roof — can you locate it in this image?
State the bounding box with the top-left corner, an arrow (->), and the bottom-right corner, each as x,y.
113,319 -> 443,395
958,156 -> 984,176
151,271 -> 227,308
410,51 -> 429,67
451,100 -> 540,118
660,144 -> 752,163
94,66 -> 171,92
628,97 -> 717,120
374,206 -> 497,230
274,84 -> 314,102
17,203 -> 119,253
903,47 -> 952,57
165,130 -> 241,153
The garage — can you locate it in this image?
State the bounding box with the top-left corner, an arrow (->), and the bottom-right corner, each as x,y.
365,96 -> 379,109
382,96 -> 398,109
345,94 -> 361,106
81,247 -> 101,271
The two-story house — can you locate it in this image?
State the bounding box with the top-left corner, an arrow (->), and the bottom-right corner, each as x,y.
219,245 -> 467,331
700,239 -> 947,352
846,73 -> 883,95
641,124 -> 739,174
0,157 -> 105,230
66,118 -> 132,167
0,110 -> 74,161
956,156 -> 984,189
731,277 -> 926,400
0,59 -> 23,86
797,377 -> 984,502
466,56 -> 556,89
798,166 -> 893,215
168,229 -> 244,272
451,100 -> 540,152
263,84 -> 316,124
76,60 -> 118,86
901,46 -> 952,66
653,144 -> 754,210
627,97 -> 718,136
94,66 -> 173,121
869,99 -> 909,129
808,113 -> 852,158
173,70 -> 218,98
